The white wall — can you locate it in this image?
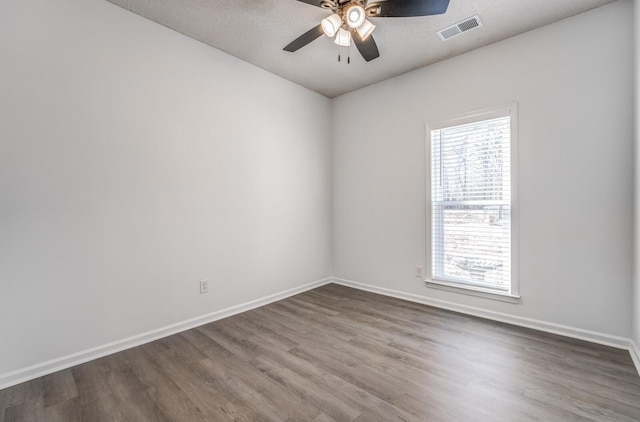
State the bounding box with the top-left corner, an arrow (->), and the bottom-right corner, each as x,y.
0,0 -> 331,379
332,1 -> 634,338
633,0 -> 640,351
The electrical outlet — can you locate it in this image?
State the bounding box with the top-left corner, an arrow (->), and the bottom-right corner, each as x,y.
415,266 -> 424,278
200,279 -> 209,294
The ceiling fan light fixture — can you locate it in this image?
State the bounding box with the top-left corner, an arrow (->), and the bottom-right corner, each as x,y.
284,0 -> 453,63
346,5 -> 366,29
356,19 -> 375,40
321,13 -> 342,37
334,27 -> 351,46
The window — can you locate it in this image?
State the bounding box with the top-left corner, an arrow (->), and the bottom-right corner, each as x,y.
426,104 -> 518,301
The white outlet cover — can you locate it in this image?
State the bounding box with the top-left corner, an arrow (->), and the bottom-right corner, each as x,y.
200,279 -> 209,294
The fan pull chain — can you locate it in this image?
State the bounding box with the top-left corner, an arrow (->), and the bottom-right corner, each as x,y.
337,45 -> 351,64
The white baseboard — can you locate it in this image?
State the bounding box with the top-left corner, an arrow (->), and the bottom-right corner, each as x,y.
332,277 -> 632,351
0,277 -> 332,391
3,277 -> 637,390
630,340 -> 640,377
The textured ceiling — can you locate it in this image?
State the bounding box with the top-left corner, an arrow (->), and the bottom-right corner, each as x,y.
106,0 -> 616,97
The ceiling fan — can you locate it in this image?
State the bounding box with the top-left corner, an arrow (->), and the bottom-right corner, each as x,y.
284,0 -> 451,62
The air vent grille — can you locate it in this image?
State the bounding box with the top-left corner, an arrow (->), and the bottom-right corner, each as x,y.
437,15 -> 483,41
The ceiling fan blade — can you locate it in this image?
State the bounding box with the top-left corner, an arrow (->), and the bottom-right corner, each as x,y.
370,0 -> 451,17
283,24 -> 325,52
295,0 -> 324,7
352,32 -> 380,62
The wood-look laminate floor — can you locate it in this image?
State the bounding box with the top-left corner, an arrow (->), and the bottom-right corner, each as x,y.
2,284 -> 640,422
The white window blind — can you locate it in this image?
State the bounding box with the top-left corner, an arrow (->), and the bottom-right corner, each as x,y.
430,113 -> 512,293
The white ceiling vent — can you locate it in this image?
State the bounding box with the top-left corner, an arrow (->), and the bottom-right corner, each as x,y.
437,15 -> 483,41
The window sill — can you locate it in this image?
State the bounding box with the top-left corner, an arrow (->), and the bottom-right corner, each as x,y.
425,279 -> 521,304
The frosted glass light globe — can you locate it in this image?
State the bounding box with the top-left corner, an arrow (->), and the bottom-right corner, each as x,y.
346,5 -> 365,29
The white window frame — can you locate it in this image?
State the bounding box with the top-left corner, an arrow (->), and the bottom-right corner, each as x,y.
425,103 -> 520,303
